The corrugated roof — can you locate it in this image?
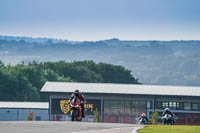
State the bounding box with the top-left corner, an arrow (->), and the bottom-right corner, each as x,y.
0,102 -> 49,109
41,81 -> 200,97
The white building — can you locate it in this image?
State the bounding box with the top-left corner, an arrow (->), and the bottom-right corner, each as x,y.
41,81 -> 200,125
0,102 -> 49,121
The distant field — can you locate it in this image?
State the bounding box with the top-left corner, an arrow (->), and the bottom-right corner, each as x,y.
137,125 -> 200,133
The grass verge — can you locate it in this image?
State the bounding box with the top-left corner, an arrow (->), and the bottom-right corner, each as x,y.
137,125 -> 200,133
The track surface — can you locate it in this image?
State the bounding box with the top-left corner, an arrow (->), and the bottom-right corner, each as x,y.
0,121 -> 142,133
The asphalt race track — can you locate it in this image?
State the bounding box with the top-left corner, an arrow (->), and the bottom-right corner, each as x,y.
0,121 -> 143,133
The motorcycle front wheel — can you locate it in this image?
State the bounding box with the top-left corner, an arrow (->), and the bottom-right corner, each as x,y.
71,109 -> 77,121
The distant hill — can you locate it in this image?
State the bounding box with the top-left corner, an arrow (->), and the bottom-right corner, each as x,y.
0,35 -> 69,43
0,35 -> 200,86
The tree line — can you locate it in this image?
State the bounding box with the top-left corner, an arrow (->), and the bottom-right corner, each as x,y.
0,60 -> 140,102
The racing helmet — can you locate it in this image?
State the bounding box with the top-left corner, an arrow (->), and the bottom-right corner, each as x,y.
165,108 -> 170,111
75,89 -> 79,97
141,113 -> 146,117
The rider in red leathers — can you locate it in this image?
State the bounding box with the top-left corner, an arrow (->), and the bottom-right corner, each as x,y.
69,90 -> 86,118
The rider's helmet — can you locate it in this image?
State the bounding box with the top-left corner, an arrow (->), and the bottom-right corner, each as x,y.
141,113 -> 146,117
75,89 -> 79,97
165,108 -> 170,112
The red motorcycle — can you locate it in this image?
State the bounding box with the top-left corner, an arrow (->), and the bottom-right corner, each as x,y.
69,97 -> 82,121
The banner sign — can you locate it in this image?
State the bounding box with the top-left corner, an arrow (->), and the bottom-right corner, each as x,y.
51,98 -> 101,116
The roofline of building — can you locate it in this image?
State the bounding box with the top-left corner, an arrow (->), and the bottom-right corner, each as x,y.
41,81 -> 200,97
43,91 -> 200,98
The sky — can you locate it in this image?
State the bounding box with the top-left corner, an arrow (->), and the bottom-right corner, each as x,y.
0,0 -> 200,41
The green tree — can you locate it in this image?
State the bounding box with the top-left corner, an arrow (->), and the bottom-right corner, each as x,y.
96,63 -> 139,84
0,69 -> 39,101
0,60 -> 4,68
0,60 -> 140,101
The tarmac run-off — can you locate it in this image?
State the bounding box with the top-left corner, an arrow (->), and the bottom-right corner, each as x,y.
0,121 -> 143,133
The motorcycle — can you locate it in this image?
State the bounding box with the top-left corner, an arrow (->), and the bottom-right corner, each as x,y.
162,114 -> 174,125
139,117 -> 148,125
69,97 -> 82,121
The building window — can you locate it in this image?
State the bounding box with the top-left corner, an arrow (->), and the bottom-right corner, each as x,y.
178,102 -> 184,110
192,103 -> 199,111
157,101 -> 184,110
125,101 -> 132,116
139,101 -> 146,114
168,101 -> 177,109
173,102 -> 177,109
156,101 -> 162,109
147,101 -> 152,109
169,102 -> 173,108
104,100 -> 147,123
184,103 -> 191,110
162,101 -> 169,108
176,102 -> 180,109
132,101 -> 140,114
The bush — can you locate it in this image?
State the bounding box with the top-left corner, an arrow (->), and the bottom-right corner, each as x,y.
93,108 -> 100,122
150,109 -> 158,125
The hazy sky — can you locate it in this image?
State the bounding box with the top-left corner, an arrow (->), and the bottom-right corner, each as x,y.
0,0 -> 200,41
